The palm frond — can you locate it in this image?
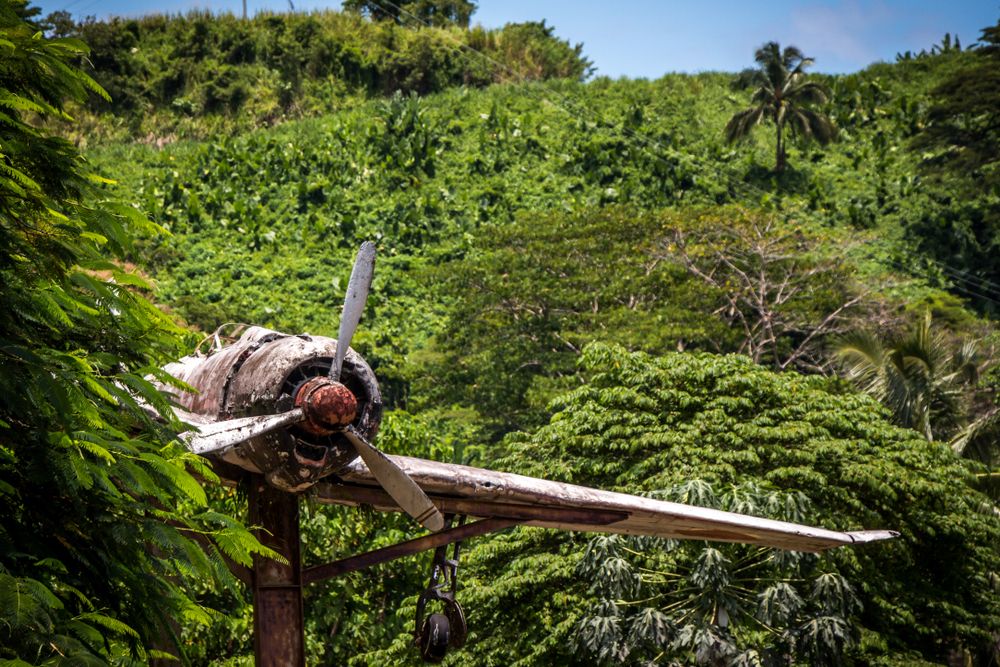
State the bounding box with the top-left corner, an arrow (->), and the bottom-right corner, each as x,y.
754,41 -> 782,68
787,108 -> 837,144
836,314 -> 996,446
787,80 -> 830,105
724,106 -> 765,143
950,408 -> 1000,463
781,45 -> 807,70
834,331 -> 887,394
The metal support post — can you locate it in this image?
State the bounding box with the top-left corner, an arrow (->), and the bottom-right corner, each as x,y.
250,476 -> 304,667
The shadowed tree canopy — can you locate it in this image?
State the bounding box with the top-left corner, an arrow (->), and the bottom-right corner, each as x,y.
904,18 -> 1000,318
913,18 -> 1000,191
725,42 -> 836,171
421,206 -> 871,439
343,0 -> 476,27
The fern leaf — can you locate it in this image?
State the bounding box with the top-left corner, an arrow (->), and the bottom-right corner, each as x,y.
73,612 -> 139,639
139,452 -> 207,506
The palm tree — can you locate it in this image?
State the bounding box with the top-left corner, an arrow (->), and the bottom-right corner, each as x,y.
834,313 -> 989,447
725,42 -> 836,172
838,315 -> 1000,502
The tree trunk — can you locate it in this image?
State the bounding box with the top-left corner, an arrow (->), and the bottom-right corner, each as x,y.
775,118 -> 786,172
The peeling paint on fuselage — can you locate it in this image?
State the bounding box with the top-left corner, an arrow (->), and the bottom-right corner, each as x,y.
163,326 -> 382,491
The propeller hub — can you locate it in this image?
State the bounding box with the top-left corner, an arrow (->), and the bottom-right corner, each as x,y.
294,377 -> 357,435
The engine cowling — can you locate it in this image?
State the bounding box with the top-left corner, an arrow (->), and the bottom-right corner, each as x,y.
164,326 -> 382,491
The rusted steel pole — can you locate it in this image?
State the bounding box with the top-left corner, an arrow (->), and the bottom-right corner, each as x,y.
250,477 -> 304,667
302,518 -> 520,585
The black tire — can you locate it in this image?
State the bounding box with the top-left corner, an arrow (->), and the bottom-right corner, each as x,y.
445,600 -> 467,648
419,613 -> 451,663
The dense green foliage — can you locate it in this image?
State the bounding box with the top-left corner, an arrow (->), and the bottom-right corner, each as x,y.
356,344 -> 998,665
13,4 -> 1000,665
90,53 -> 988,415
0,8 -> 273,664
52,9 -> 590,142
420,206 -> 872,438
343,0 -> 476,27
905,19 -> 1000,318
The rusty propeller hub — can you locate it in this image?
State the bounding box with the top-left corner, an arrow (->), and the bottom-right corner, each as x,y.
294,376 -> 358,435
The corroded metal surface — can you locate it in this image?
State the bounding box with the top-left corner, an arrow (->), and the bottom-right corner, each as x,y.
316,484 -> 629,526
294,378 -> 357,434
162,326 -> 283,417
162,327 -> 382,491
250,477 -> 304,667
327,456 -> 898,553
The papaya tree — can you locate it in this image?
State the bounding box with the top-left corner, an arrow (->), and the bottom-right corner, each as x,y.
575,482 -> 862,666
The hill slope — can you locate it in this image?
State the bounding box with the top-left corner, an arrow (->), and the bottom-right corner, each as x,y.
80,16 -> 1000,665
56,9 -> 590,141
94,48 -> 989,390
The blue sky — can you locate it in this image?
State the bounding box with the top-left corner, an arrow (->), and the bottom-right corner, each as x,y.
34,0 -> 1000,76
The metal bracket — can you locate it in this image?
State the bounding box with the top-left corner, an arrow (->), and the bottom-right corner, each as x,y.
413,515 -> 470,662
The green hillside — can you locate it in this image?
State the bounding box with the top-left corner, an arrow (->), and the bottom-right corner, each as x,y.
4,3 -> 1000,665
54,8 -> 591,142
94,46 -> 993,413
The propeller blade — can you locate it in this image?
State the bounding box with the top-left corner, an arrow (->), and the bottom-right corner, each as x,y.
342,427 -> 445,532
180,408 -> 306,455
332,241 -> 376,382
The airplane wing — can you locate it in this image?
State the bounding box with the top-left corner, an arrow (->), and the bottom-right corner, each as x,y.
314,455 -> 897,554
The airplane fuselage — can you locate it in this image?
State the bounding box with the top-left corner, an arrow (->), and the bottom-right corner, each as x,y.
164,326 -> 382,491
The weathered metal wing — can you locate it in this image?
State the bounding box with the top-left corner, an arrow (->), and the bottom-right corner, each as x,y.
316,456 -> 897,553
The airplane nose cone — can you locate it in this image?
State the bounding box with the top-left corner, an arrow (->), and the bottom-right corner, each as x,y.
294,377 -> 358,435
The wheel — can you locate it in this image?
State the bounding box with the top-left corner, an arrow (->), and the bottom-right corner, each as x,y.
419,613 -> 451,663
445,599 -> 467,648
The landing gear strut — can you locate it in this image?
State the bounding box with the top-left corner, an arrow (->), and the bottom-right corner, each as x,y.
414,516 -> 468,662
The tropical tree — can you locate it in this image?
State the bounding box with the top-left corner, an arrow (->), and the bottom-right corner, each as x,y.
834,313 -> 996,451
725,42 -> 836,171
0,7 -> 272,663
834,313 -> 1000,513
419,207 -> 733,440
664,208 -> 867,372
342,0 -> 476,27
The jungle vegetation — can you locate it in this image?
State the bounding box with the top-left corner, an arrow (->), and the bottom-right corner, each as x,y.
0,3 -> 277,664
3,1 -> 1000,665
43,6 -> 591,142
